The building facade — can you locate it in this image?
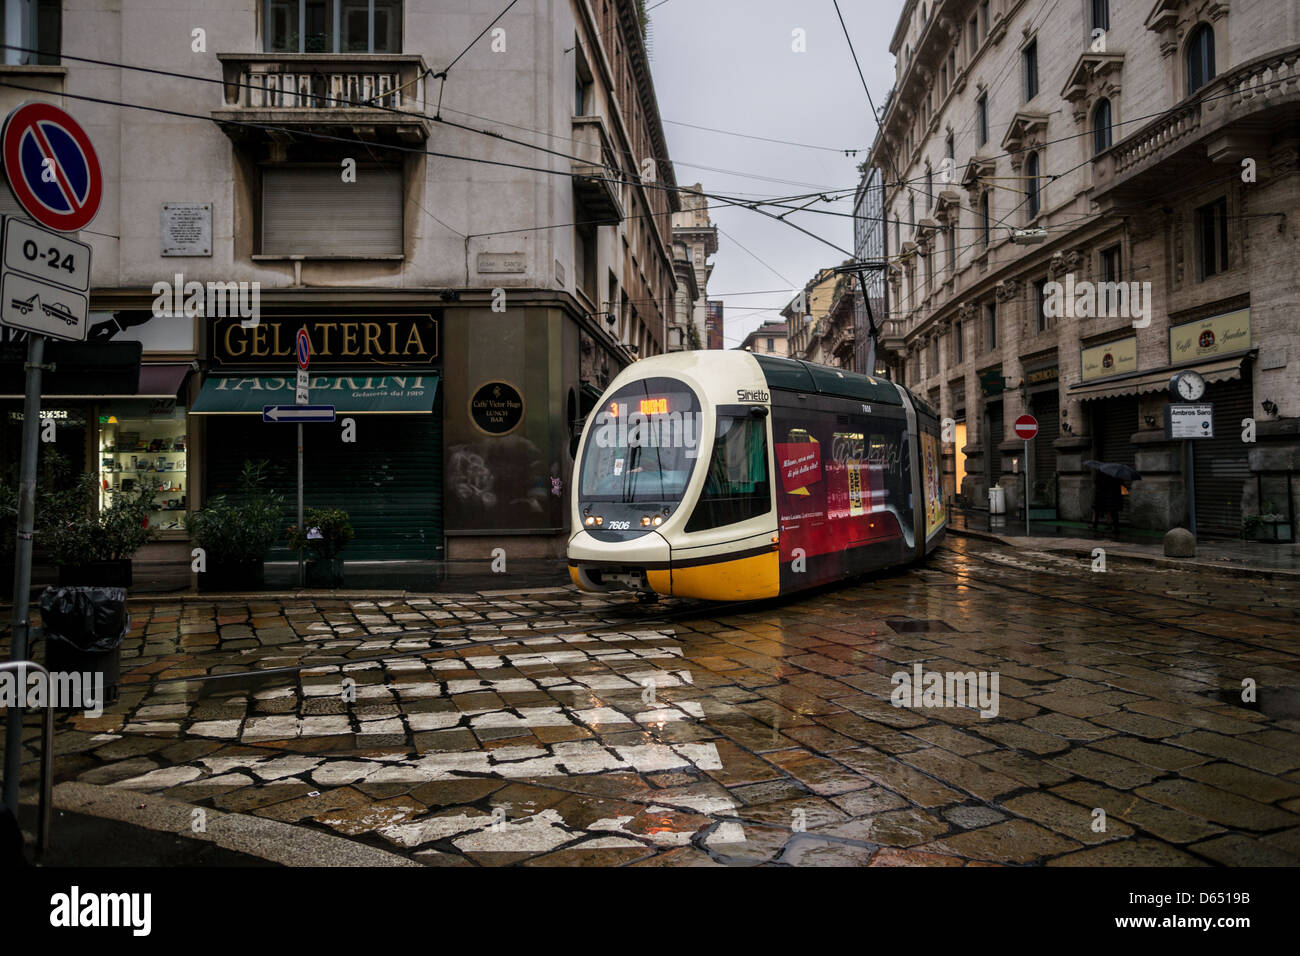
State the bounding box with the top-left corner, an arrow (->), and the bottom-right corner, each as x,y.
853,165 -> 889,376
785,269 -> 847,366
705,299 -> 724,349
0,0 -> 681,562
866,0 -> 1300,537
737,320 -> 788,357
669,182 -> 718,350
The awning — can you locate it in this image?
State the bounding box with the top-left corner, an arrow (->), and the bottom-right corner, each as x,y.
0,356 -> 183,400
137,364 -> 191,398
1067,355 -> 1248,402
190,373 -> 439,414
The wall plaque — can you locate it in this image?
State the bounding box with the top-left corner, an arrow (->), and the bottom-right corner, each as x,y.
477,252 -> 526,274
161,203 -> 212,257
470,381 -> 524,435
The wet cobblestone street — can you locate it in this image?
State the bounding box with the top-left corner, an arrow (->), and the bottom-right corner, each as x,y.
7,536 -> 1300,866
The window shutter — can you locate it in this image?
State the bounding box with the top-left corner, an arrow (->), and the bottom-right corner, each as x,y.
262,165 -> 403,255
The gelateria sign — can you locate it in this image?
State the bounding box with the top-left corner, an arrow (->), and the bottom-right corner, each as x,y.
1081,335 -> 1137,382
211,314 -> 439,368
1169,309 -> 1250,364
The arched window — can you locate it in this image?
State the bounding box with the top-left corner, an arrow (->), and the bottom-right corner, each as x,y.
1026,152 -> 1041,219
1092,98 -> 1113,154
980,191 -> 991,246
1187,24 -> 1215,94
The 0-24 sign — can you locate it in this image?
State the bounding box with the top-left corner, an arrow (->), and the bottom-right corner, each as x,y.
0,215 -> 92,342
2,216 -> 90,292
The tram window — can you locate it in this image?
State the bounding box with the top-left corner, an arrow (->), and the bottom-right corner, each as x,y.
579,378 -> 703,502
686,413 -> 772,532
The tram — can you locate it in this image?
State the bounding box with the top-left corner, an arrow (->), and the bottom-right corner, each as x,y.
568,350 -> 946,601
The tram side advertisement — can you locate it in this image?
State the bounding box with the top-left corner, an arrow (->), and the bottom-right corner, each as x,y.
922,430 -> 946,539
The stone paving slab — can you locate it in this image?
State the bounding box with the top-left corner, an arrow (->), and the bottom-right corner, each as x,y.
4,536 -> 1300,866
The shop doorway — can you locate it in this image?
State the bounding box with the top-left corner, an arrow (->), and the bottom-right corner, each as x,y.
984,399 -> 1003,492
952,420 -> 967,505
206,405 -> 444,561
1028,389 -> 1059,517
1192,369 -> 1253,536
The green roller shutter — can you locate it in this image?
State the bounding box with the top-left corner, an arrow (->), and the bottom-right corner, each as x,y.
204,393 -> 443,560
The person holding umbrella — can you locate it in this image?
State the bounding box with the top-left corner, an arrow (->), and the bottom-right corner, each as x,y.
1084,460 -> 1141,534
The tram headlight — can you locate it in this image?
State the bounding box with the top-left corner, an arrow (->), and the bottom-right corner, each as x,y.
594,516 -> 603,526
640,516 -> 652,527
584,516 -> 595,526
652,515 -> 663,526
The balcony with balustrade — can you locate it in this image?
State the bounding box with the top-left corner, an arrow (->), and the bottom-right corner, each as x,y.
212,53 -> 431,145
1092,44 -> 1300,207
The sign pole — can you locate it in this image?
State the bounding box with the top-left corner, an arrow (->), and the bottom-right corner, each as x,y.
1187,440 -> 1197,539
295,329 -> 309,588
1012,414 -> 1038,538
3,333 -> 45,814
297,423 -> 304,588
1024,438 -> 1031,537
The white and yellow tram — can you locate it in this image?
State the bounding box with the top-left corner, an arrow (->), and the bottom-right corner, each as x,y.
568,351 -> 946,601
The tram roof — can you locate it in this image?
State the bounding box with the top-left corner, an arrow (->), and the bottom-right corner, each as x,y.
751,354 -> 903,406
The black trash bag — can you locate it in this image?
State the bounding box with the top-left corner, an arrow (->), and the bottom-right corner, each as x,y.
38,586 -> 130,652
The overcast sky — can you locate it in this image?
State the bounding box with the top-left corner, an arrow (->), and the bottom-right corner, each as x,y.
649,0 -> 907,347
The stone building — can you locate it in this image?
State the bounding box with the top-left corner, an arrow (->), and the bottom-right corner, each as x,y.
865,0 -> 1299,538
669,182 -> 718,350
782,266 -> 849,366
0,0 -> 681,563
737,320 -> 789,357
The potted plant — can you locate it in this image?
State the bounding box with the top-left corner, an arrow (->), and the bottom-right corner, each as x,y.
188,460 -> 284,591
1244,501 -> 1290,541
287,508 -> 354,588
42,473 -> 156,588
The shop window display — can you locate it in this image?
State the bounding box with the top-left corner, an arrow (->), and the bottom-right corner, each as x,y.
98,403 -> 188,532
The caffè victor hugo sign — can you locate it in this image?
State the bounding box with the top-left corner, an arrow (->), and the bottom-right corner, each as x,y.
211,314 -> 440,368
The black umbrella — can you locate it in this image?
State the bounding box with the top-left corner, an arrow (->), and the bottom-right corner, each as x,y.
1083,460 -> 1142,483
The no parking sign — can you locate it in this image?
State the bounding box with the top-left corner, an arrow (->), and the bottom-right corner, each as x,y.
1,102 -> 103,233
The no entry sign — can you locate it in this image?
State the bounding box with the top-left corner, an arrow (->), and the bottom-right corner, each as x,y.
1,103 -> 103,233
1014,414 -> 1039,440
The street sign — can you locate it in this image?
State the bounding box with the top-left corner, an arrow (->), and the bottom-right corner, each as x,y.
263,404 -> 335,423
1,272 -> 88,341
3,217 -> 91,292
1014,414 -> 1039,440
1167,403 -> 1214,439
0,216 -> 92,342
296,327 -> 311,370
1,103 -> 103,233
295,368 -> 309,405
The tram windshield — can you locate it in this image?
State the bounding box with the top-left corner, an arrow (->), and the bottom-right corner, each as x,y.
579,378 -> 703,503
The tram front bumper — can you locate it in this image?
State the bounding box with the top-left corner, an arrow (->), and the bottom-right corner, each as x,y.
567,530 -> 672,594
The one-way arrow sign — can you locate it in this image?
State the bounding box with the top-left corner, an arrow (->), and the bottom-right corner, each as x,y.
263,404 -> 335,423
